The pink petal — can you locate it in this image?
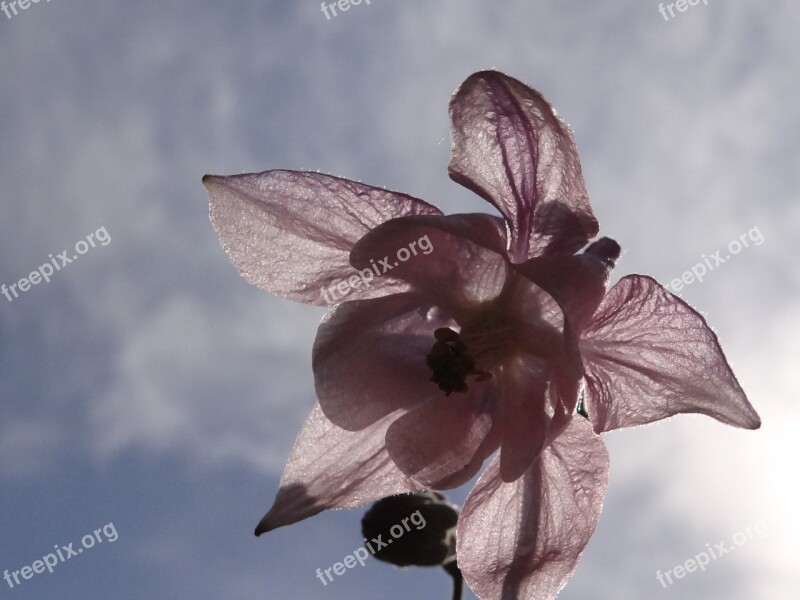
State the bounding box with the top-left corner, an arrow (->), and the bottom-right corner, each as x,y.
493,359 -> 581,483
457,417 -> 609,600
254,403 -> 420,535
313,292 -> 452,431
581,275 -> 761,432
395,212 -> 509,256
384,382 -> 497,489
448,71 -> 598,261
381,273 -> 583,486
494,356 -> 549,482
515,237 -> 620,333
349,214 -> 511,318
204,170 -> 441,306
498,273 -> 585,382
350,216 -> 583,381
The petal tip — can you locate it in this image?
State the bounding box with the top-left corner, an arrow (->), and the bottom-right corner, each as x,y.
745,412 -> 762,430
201,173 -> 220,188
254,517 -> 272,537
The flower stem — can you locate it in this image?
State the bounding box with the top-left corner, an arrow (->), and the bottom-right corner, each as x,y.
443,561 -> 463,600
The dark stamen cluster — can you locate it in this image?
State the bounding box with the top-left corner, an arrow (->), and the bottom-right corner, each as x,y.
426,327 -> 490,395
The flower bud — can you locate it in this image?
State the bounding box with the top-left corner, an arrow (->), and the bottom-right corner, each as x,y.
584,236 -> 621,267
361,491 -> 459,567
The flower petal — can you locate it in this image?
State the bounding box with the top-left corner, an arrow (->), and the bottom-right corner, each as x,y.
204,170 -> 441,306
254,403 -> 420,535
384,381 -> 497,489
457,417 -> 609,600
313,292 -> 451,431
448,71 -> 598,261
495,273 -> 585,382
581,275 -> 761,432
494,357 -> 549,482
515,237 -> 620,333
349,214 -> 510,317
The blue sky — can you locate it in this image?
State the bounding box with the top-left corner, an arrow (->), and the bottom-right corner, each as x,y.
1,1 -> 798,598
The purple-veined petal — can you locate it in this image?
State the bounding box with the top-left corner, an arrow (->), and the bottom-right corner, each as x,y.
204,170 -> 442,306
448,71 -> 598,261
457,417 -> 609,600
313,292 -> 452,431
580,275 -> 761,432
254,403 -> 420,535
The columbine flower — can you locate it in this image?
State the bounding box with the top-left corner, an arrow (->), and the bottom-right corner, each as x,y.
204,70 -> 760,600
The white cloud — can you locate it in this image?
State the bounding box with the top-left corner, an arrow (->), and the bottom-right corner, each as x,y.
88,292 -> 322,473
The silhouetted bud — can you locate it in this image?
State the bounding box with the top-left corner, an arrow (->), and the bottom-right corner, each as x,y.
361,491 -> 459,567
584,236 -> 621,267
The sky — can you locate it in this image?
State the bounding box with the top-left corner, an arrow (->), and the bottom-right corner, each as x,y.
1,1 -> 798,599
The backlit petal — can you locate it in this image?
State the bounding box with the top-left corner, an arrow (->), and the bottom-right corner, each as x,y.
349,213 -> 509,318
495,356 -> 550,482
313,292 -> 452,431
580,275 -> 761,432
255,403 -> 420,535
516,237 -> 619,333
204,170 -> 441,306
384,382 -> 496,489
448,71 -> 598,261
457,417 -> 609,600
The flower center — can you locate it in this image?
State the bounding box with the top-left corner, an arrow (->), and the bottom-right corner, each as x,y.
426,327 -> 492,395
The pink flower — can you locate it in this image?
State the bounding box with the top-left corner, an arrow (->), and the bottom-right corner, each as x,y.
204,71 -> 760,600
